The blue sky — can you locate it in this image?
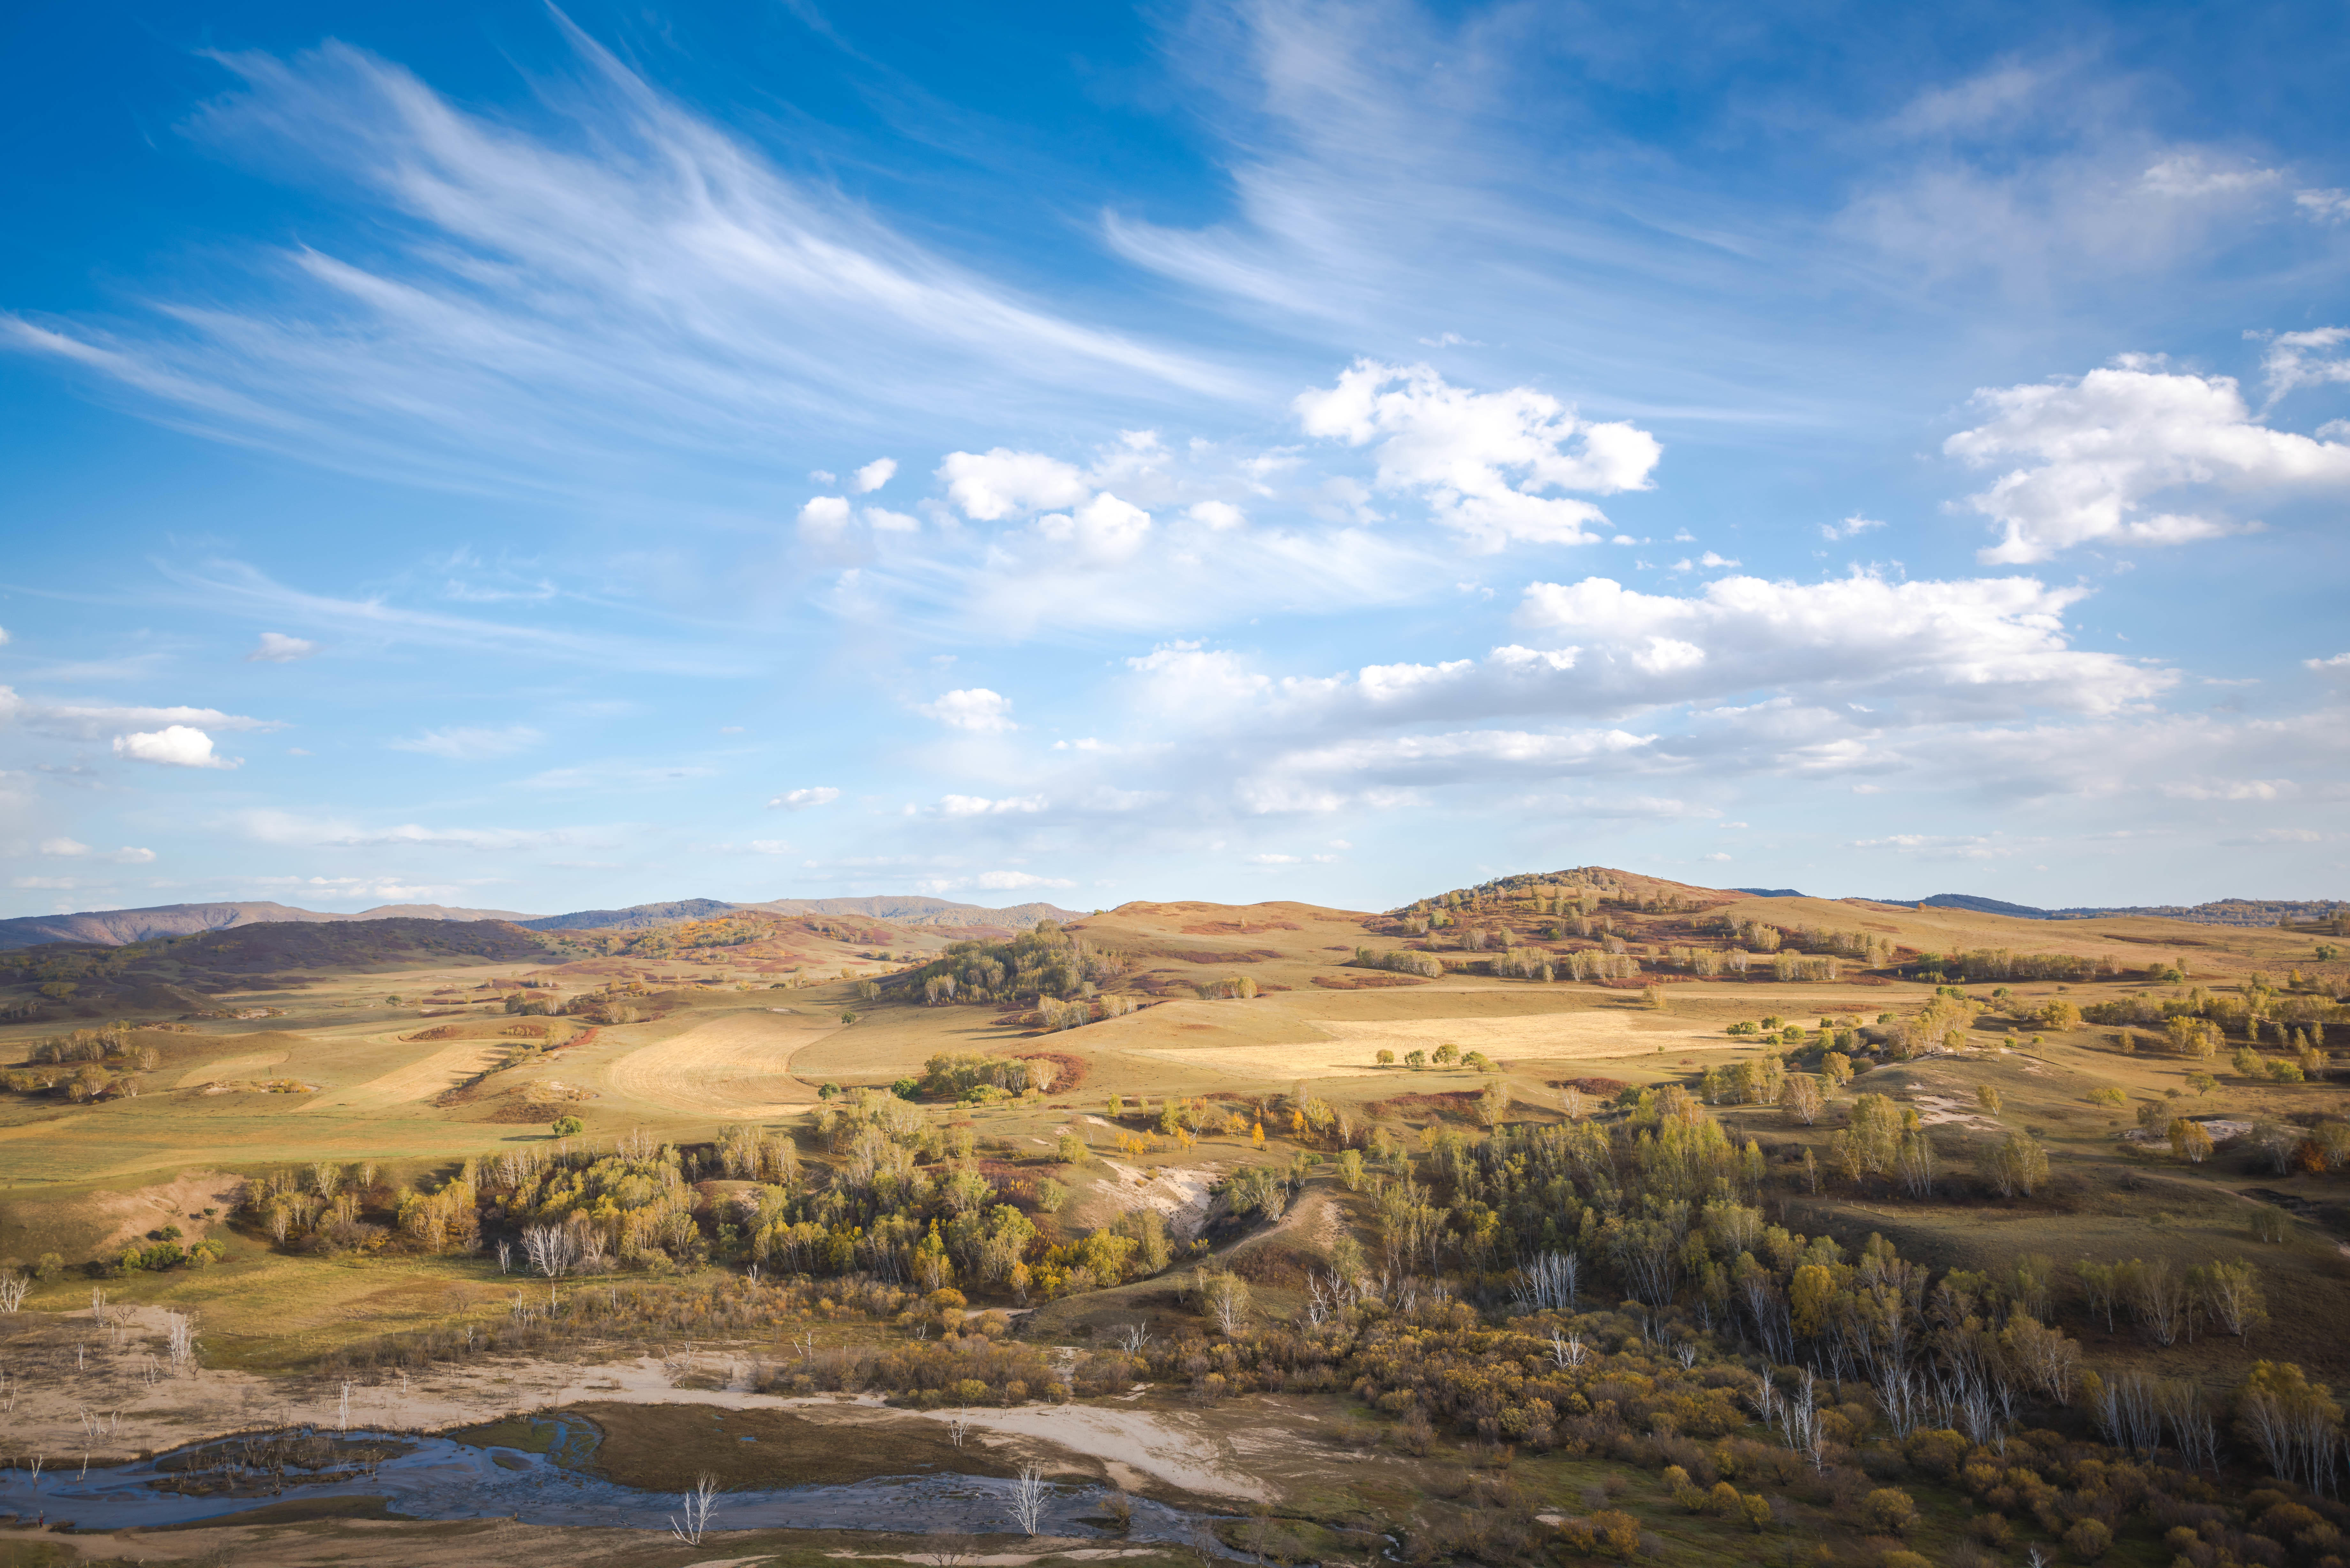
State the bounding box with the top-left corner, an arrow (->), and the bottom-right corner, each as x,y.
4,0 -> 2348,919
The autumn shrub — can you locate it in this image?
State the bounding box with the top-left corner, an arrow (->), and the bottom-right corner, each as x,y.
1590,1509 -> 1643,1559
2066,1519 -> 2114,1561
1861,1488 -> 1920,1536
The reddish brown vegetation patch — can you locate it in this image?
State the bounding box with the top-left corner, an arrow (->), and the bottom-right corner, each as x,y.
1178,920 -> 1304,935
1311,972 -> 1428,989
1550,1075 -> 1629,1097
400,1025 -> 464,1042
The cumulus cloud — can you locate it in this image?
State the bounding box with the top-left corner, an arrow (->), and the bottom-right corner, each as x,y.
114,726 -> 239,769
1187,501 -> 1246,530
1944,364 -> 2350,563
1294,360 -> 1661,551
1034,493 -> 1152,566
387,724 -> 543,760
797,495 -> 852,542
769,786 -> 841,810
852,457 -> 898,493
247,631 -> 319,662
939,449 -> 1090,520
919,688 -> 1016,732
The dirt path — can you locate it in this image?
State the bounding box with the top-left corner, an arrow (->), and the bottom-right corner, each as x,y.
296,1041 -> 506,1113
603,1011 -> 837,1118
922,1405 -> 1269,1500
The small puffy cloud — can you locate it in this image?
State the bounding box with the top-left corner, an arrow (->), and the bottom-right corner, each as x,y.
1294,359 -> 1661,551
939,793 -> 1047,816
769,786 -> 841,809
2307,652 -> 2350,671
920,688 -> 1016,732
247,631 -> 319,662
0,625 -> 9,645
1944,365 -> 2350,563
114,725 -> 237,768
387,724 -> 542,760
1035,492 -> 1152,566
1186,500 -> 1246,530
39,837 -> 88,856
938,449 -> 1090,520
852,457 -> 898,494
36,839 -> 151,863
114,845 -> 157,863
1820,515 -> 1885,541
2139,155 -> 2281,199
797,495 -> 852,541
1699,551 -> 1739,568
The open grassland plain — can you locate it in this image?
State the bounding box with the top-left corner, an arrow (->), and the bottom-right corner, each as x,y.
1,871 -> 2348,1566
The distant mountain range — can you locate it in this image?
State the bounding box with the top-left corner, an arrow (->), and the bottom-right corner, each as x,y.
0,893 -> 1084,950
0,900 -> 537,951
1735,889 -> 2346,926
519,895 -> 1080,933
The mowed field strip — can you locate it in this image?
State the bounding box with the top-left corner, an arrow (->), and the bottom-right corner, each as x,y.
602,1010 -> 837,1118
1125,1011 -> 1739,1078
172,1050 -> 290,1088
297,1041 -> 508,1113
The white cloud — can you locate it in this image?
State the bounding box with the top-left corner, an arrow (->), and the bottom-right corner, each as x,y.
38,838 -> 88,856
1294,360 -> 1660,551
2253,327 -> 2350,409
919,688 -> 1016,732
913,869 -> 1076,894
0,625 -> 9,645
115,846 -> 157,863
2139,155 -> 2282,199
114,726 -> 239,769
797,495 -> 852,542
863,507 -> 921,533
939,794 -> 1047,816
1698,551 -> 1739,569
11,876 -> 80,890
1819,515 -> 1885,541
769,786 -> 841,810
0,688 -> 279,741
748,839 -> 792,854
0,33 -> 1227,502
387,724 -> 542,760
2308,652 -> 2350,671
1034,492 -> 1152,566
1186,500 -> 1246,530
1944,364 -> 2350,563
1698,852 -> 1732,863
938,449 -> 1090,520
236,809 -> 589,849
2159,778 -> 2295,802
852,457 -> 898,494
2297,189 -> 2350,223
247,631 -> 319,662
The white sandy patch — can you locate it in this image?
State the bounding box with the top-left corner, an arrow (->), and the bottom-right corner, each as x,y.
1089,1160 -> 1221,1241
604,1011 -> 838,1118
922,1405 -> 1269,1501
172,1051 -> 288,1088
1908,1094 -> 2001,1130
297,1042 -> 506,1113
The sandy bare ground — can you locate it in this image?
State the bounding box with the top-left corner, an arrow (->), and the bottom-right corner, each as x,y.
921,1405 -> 1268,1500
1077,1162 -> 1221,1242
173,1050 -> 289,1088
296,1041 -> 507,1113
83,1170 -> 248,1252
603,1012 -> 837,1118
